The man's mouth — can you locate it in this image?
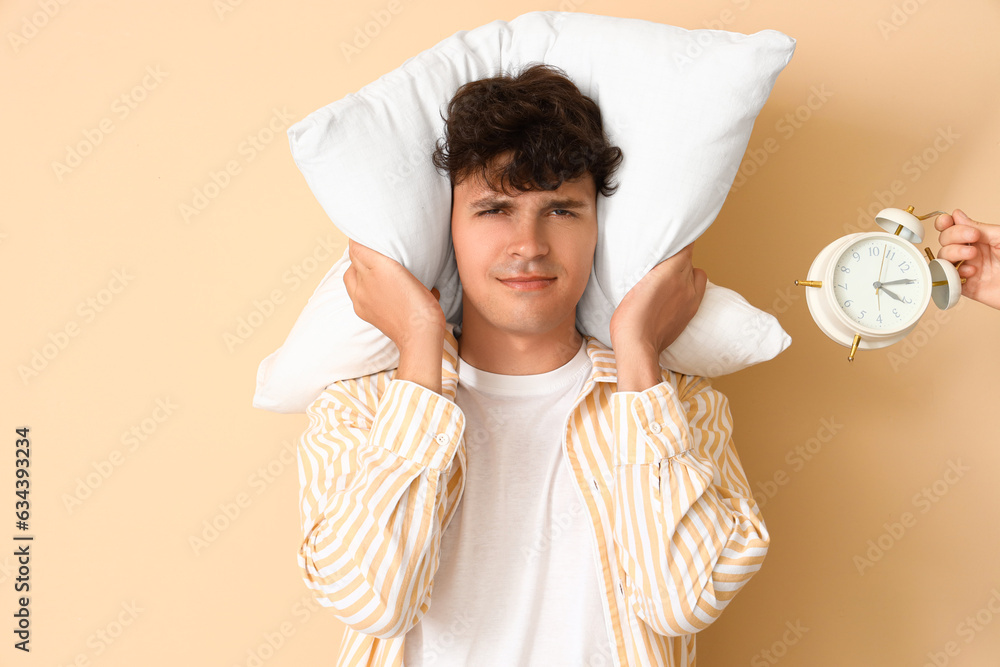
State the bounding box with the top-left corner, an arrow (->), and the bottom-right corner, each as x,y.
498,276 -> 556,291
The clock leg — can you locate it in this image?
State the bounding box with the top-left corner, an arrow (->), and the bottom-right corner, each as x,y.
848,334 -> 862,362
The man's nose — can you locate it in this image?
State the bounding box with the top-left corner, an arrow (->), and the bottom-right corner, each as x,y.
507,217 -> 549,258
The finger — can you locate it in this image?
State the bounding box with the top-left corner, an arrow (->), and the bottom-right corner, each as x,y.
952,209 -> 975,226
955,209 -> 1000,244
343,264 -> 356,295
657,245 -> 695,277
692,267 -> 708,299
953,209 -> 987,231
934,213 -> 954,232
939,224 -> 981,246
659,243 -> 694,266
958,263 -> 978,279
938,244 -> 979,264
347,239 -> 362,268
348,239 -> 373,270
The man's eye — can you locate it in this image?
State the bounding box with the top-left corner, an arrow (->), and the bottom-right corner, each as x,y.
478,209 -> 502,216
552,209 -> 574,217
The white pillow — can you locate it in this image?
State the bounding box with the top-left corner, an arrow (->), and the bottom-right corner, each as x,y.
253,11 -> 795,413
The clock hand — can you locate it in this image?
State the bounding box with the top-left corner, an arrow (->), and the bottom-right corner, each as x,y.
876,245 -> 888,289
876,244 -> 889,311
881,286 -> 904,302
879,278 -> 916,286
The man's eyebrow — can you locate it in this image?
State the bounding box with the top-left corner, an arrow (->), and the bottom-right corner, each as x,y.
542,197 -> 590,210
466,195 -> 591,210
468,196 -> 512,210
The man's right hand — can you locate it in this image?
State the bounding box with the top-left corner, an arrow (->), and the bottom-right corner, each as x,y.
344,239 -> 446,394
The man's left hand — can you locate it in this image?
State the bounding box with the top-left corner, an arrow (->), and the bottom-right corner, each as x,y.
610,243 -> 707,368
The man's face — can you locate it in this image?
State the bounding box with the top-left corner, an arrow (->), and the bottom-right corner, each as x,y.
450,167 -> 598,342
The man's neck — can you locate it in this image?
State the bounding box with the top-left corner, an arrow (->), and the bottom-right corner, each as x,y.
455,322 -> 585,375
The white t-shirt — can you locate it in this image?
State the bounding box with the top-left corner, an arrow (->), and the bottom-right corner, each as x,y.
403,339 -> 615,666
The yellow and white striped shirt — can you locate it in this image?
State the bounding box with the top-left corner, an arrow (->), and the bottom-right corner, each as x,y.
297,328 -> 769,666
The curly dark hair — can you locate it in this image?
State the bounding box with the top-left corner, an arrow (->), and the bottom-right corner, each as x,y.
431,63 -> 623,197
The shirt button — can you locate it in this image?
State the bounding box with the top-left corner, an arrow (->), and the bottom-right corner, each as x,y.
435,434 -> 449,445
649,422 -> 661,434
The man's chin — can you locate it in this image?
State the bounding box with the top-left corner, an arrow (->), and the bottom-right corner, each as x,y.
461,291 -> 579,340
483,313 -> 570,339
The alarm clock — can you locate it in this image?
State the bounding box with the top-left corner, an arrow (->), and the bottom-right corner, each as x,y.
796,206 -> 963,361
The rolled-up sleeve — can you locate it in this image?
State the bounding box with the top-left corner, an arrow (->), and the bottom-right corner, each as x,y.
297,376 -> 466,639
611,373 -> 769,637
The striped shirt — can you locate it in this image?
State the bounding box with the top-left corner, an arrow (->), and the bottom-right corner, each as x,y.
297,327 -> 769,666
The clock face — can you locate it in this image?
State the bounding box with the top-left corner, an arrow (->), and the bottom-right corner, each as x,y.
831,236 -> 928,332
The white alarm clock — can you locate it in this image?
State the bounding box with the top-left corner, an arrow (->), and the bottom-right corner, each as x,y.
796,206 -> 963,361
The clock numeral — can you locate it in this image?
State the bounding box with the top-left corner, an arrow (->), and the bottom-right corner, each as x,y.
839,265 -> 851,273
844,299 -> 853,308
892,308 -> 900,318
837,282 -> 848,290
876,314 -> 883,324
853,251 -> 861,261
902,296 -> 913,304
886,249 -> 896,261
869,247 -> 880,257
899,261 -> 910,272
858,310 -> 867,320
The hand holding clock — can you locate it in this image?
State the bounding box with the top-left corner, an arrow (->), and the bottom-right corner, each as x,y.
935,209 -> 1000,310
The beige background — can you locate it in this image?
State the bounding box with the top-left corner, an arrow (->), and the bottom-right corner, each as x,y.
3,0 -> 998,665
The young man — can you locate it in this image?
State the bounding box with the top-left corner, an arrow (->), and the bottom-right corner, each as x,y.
297,64 -> 769,667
